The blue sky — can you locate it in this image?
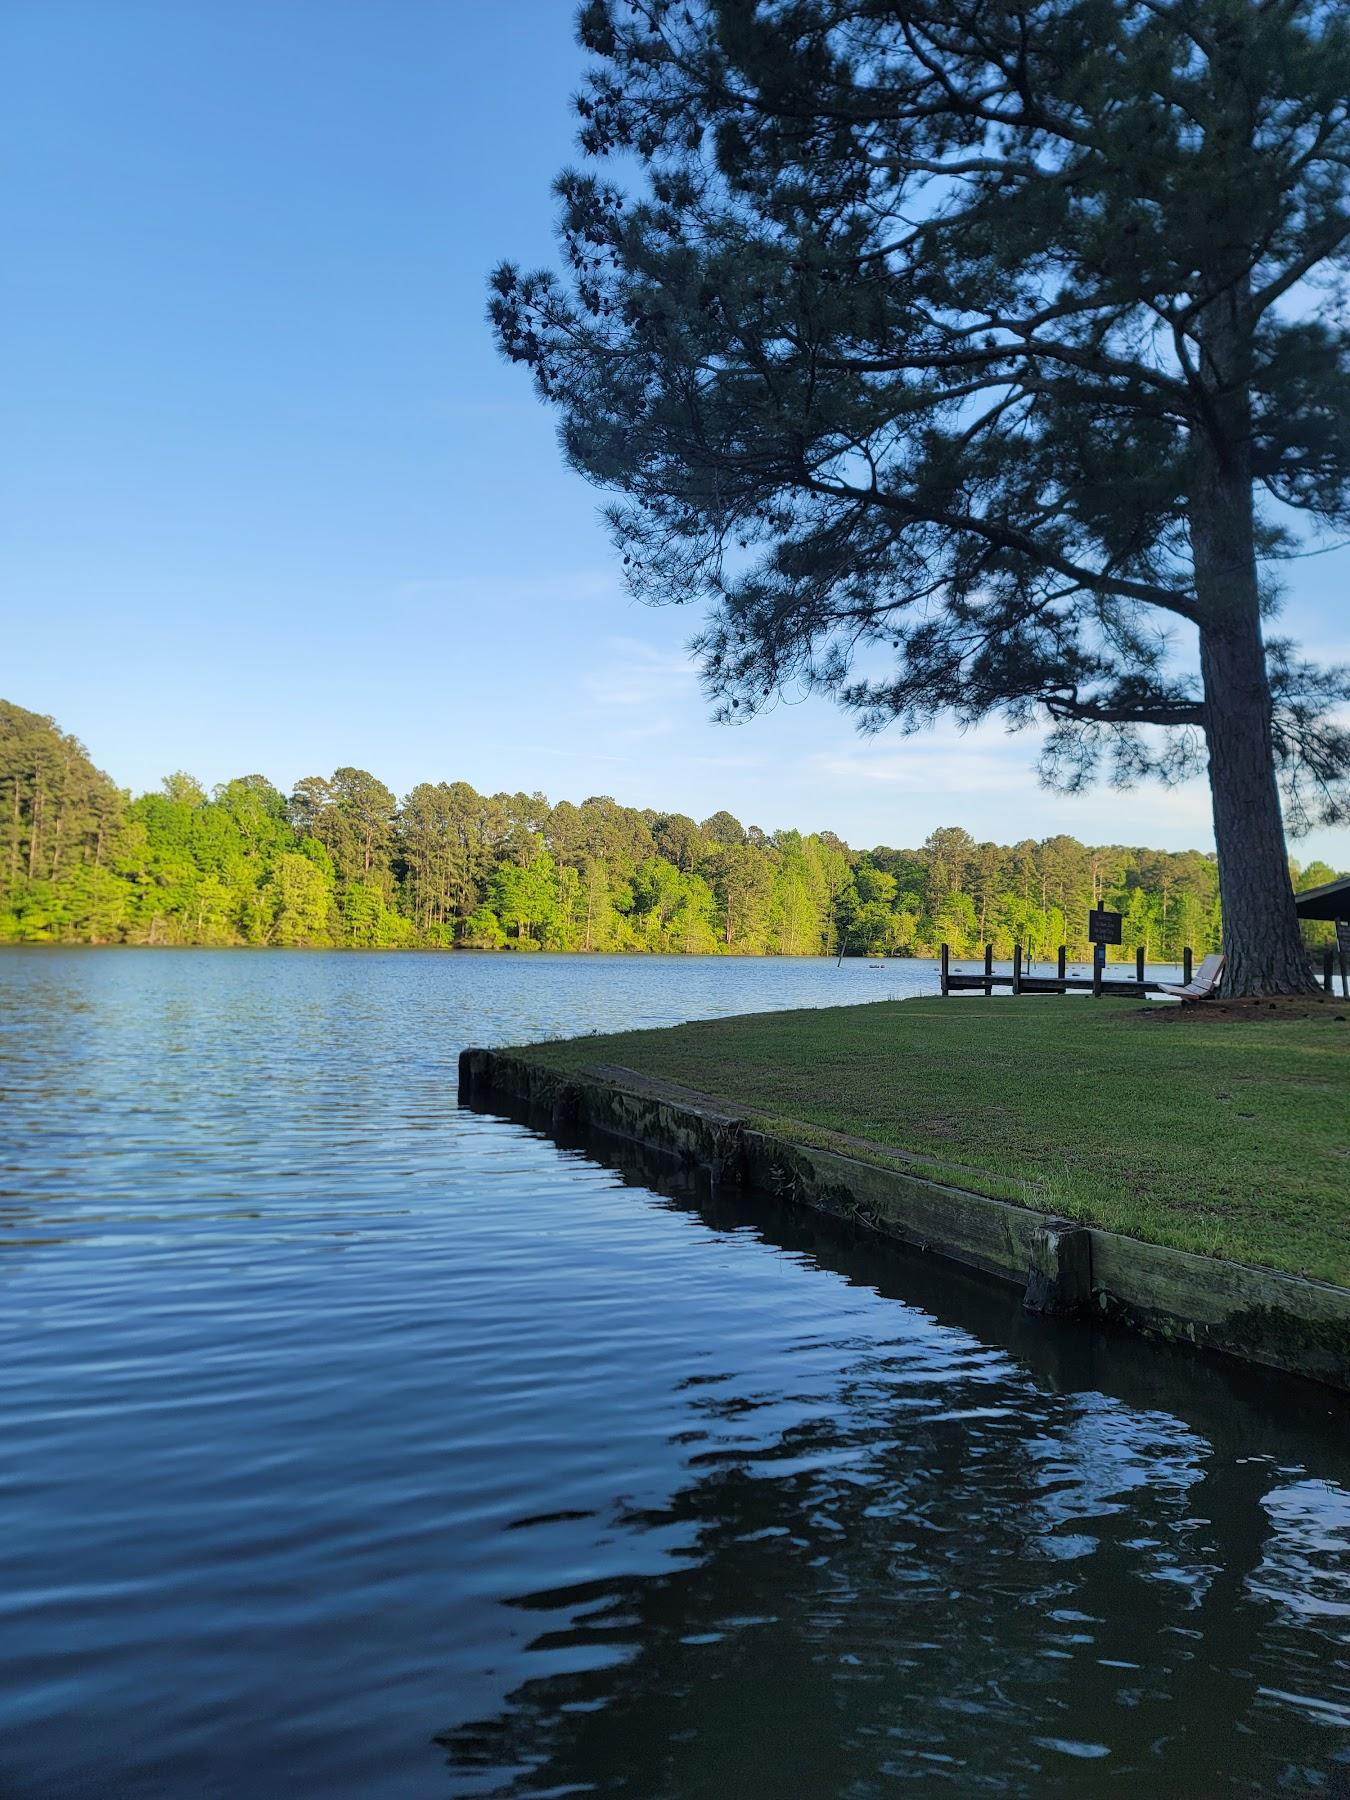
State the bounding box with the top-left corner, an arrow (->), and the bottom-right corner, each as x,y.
3,0 -> 1347,867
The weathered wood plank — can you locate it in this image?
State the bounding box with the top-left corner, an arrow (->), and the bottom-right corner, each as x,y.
1156,952 -> 1224,1000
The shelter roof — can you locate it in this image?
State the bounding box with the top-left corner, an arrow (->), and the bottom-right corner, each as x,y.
1294,875 -> 1350,920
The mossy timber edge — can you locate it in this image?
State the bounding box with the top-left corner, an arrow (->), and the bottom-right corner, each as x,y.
458,1046 -> 1350,1394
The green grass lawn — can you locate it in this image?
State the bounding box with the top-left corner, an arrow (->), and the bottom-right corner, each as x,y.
519,998 -> 1350,1285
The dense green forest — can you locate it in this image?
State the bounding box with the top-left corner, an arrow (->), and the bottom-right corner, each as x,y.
1,700 -> 1341,958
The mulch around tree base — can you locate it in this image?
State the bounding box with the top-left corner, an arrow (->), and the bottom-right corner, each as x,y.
1142,994 -> 1348,1024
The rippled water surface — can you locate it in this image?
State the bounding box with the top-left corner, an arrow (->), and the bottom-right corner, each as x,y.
2,948 -> 1348,1798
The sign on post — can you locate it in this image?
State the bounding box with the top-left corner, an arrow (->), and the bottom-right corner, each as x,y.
1088,907 -> 1123,946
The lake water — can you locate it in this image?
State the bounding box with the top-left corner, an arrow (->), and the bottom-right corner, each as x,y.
2,948 -> 1347,1798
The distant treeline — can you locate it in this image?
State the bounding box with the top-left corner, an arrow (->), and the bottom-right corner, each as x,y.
2,700 -> 1342,958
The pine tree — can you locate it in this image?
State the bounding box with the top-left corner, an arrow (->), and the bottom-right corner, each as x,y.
492,0 -> 1350,994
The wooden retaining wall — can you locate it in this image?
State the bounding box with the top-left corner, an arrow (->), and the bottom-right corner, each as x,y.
459,1047 -> 1350,1395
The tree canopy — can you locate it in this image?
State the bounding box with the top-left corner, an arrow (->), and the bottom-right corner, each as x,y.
6,694 -> 1344,961
15,694 -> 1339,964
490,0 -> 1350,993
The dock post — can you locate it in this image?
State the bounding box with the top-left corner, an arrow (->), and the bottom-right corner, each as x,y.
1012,944 -> 1022,995
940,943 -> 950,996
983,943 -> 993,997
1183,946 -> 1192,985
1057,946 -> 1066,991
1136,945 -> 1146,985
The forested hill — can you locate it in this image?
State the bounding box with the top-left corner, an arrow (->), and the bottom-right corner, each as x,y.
1,699 -> 1340,957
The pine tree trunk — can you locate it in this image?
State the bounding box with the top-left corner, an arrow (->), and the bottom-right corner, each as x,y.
28,780 -> 41,880
1191,431 -> 1315,996
1198,613 -> 1314,993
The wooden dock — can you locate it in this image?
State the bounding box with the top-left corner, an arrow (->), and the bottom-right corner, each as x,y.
939,943 -> 1189,998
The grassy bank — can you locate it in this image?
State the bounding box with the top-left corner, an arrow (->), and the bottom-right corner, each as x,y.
520,998 -> 1350,1286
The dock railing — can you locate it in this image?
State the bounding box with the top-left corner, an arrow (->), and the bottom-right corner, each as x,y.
940,944 -> 1190,998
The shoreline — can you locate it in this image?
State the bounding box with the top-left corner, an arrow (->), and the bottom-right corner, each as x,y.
459,1041 -> 1350,1394
0,941 -> 1181,969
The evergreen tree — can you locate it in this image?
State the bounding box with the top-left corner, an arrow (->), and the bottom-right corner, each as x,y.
0,700 -> 123,933
651,811 -> 704,872
492,0 -> 1350,994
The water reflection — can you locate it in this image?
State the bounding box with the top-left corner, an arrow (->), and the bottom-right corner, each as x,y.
445,1126 -> 1350,1797
1,951 -> 1346,1798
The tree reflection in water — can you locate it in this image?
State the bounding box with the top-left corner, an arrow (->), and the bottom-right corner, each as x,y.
440,1126 -> 1350,1798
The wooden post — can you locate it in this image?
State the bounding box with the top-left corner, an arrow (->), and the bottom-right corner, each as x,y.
1092,947 -> 1103,998
1325,948 -> 1335,994
1057,946 -> 1066,991
940,943 -> 950,996
1183,946 -> 1193,985
1136,945 -> 1146,985
1339,923 -> 1349,1000
1012,944 -> 1022,995
983,943 -> 993,997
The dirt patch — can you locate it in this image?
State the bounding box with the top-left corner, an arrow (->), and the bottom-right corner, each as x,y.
1141,995 -> 1348,1024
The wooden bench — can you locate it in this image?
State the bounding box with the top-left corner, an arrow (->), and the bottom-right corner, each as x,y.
1155,952 -> 1224,1001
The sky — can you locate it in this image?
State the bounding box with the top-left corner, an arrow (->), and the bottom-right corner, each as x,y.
3,0 -> 1347,867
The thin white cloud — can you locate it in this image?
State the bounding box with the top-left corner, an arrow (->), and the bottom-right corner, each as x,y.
394,569 -> 622,607
807,719 -> 1042,795
577,635 -> 702,714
